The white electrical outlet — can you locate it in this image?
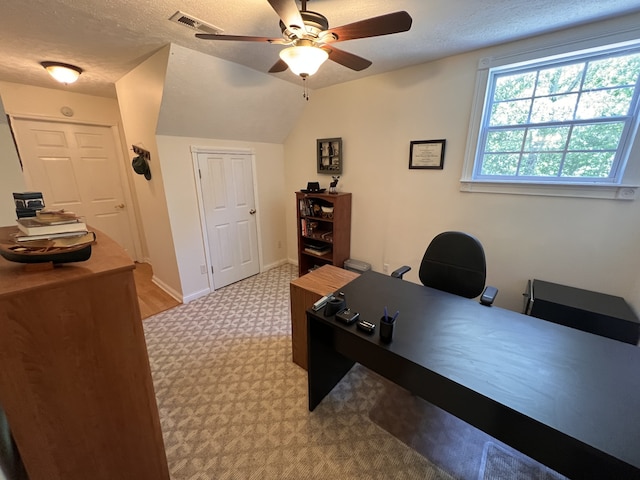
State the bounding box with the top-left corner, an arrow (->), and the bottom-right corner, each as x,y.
383,263 -> 389,273
200,265 -> 207,274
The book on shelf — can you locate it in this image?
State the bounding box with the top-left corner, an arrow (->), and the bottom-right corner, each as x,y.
16,217 -> 87,236
304,243 -> 331,256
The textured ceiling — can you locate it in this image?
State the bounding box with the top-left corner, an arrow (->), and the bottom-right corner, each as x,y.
2,0 -> 640,98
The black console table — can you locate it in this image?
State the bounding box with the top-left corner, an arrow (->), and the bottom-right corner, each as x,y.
524,279 -> 639,345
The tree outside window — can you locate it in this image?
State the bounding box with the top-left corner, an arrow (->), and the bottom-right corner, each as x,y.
474,48 -> 640,183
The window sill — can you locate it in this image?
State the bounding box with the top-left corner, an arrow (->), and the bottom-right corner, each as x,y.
459,180 -> 638,200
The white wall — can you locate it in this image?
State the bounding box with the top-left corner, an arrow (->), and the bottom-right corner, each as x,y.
0,97 -> 26,226
157,44 -> 305,144
284,15 -> 640,313
156,135 -> 288,301
116,46 -> 183,300
149,44 -> 296,302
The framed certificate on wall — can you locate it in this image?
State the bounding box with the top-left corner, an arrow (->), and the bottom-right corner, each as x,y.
409,139 -> 446,169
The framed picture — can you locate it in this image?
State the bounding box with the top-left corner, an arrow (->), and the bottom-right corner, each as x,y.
317,137 -> 342,174
409,139 -> 446,169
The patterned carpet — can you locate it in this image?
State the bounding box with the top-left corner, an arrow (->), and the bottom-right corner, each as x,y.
143,264 -> 565,480
143,264 -> 454,480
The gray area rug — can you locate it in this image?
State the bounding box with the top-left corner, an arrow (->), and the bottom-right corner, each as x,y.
143,264 -> 567,479
143,264 -> 454,480
369,384 -> 567,480
480,442 -> 566,480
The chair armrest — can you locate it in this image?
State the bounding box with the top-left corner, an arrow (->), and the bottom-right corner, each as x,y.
480,285 -> 498,306
391,266 -> 411,279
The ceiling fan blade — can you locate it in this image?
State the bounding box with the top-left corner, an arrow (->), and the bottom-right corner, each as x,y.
323,46 -> 372,72
325,11 -> 412,42
267,0 -> 305,31
196,33 -> 285,44
268,59 -> 289,73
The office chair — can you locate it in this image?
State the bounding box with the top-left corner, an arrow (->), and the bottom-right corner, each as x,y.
391,231 -> 498,306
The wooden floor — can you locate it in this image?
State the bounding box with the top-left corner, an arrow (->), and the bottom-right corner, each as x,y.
133,262 -> 181,319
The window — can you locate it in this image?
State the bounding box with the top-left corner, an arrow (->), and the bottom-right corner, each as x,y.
462,38 -> 640,199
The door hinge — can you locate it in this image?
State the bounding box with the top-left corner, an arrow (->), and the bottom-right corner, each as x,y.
211,266 -> 214,274
198,169 -> 202,179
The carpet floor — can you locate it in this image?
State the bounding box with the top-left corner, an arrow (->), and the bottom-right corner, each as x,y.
143,264 -> 565,480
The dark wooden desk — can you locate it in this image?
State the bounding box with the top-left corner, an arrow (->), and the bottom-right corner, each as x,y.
307,271 -> 640,479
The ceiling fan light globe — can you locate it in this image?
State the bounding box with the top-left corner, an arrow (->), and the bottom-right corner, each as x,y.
279,46 -> 328,77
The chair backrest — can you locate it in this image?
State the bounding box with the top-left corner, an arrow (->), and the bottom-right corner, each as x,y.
418,231 -> 487,298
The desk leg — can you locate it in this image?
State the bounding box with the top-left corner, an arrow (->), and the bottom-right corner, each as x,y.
307,314 -> 355,411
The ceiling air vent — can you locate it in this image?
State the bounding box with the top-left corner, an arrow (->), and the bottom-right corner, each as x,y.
169,11 -> 223,35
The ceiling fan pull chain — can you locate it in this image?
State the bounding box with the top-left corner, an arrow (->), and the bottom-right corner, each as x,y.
302,74 -> 309,101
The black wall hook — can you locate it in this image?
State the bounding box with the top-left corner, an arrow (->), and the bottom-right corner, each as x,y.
132,145 -> 151,161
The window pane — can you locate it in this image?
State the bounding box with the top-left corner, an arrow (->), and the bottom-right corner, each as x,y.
568,123 -> 623,150
494,72 -> 536,101
576,88 -> 634,118
530,93 -> 578,122
561,152 -> 615,177
536,64 -> 584,95
490,99 -> 531,126
486,129 -> 525,152
473,44 -> 640,184
519,153 -> 562,176
481,154 -> 519,175
524,126 -> 570,151
584,54 -> 640,89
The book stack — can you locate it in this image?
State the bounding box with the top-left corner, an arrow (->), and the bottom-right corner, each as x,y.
15,210 -> 89,242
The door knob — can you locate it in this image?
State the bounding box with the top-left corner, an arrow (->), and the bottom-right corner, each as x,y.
249,209 -> 256,215
115,203 -> 125,209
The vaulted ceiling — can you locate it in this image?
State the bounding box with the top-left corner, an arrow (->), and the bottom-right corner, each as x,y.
2,0 -> 640,99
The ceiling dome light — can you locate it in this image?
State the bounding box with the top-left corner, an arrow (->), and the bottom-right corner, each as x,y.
279,45 -> 328,77
41,61 -> 83,84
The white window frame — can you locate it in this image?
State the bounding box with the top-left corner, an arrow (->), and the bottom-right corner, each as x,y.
461,26 -> 640,201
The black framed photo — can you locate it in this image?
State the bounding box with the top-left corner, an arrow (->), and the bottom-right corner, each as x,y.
409,139 -> 446,169
317,138 -> 342,174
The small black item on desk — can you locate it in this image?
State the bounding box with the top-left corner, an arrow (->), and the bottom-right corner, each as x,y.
312,294 -> 331,311
480,286 -> 498,306
379,307 -> 399,343
357,320 -> 375,333
379,316 -> 395,343
324,293 -> 346,316
335,308 -> 359,325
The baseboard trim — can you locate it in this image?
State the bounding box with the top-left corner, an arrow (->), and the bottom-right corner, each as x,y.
151,275 -> 184,303
262,258 -> 290,271
182,287 -> 211,303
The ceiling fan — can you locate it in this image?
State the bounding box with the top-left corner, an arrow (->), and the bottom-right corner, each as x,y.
196,0 -> 413,78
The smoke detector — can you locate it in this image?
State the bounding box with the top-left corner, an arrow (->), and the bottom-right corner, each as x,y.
169,11 -> 223,35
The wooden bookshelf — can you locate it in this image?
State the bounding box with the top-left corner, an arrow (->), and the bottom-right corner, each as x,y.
296,191 -> 351,276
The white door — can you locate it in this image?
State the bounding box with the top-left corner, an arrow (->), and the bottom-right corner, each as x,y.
11,118 -> 137,258
197,151 -> 259,288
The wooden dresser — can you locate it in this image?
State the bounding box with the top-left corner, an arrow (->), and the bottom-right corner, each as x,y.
290,265 -> 359,369
0,227 -> 169,480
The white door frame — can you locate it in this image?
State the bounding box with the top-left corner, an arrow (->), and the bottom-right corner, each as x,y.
9,114 -> 144,261
190,145 -> 264,292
